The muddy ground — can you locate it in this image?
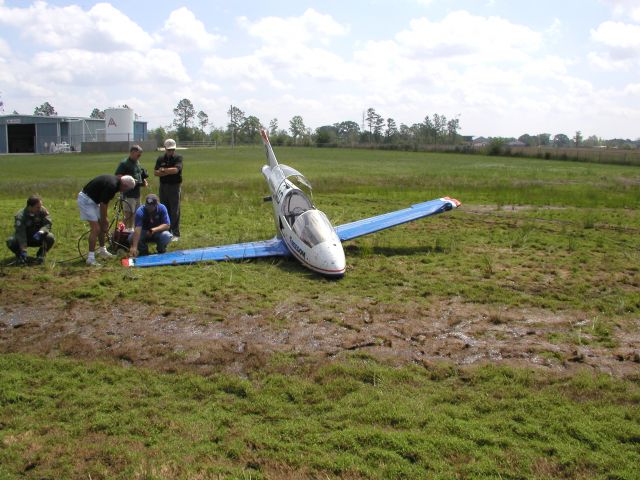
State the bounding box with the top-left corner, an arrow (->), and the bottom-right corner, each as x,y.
1,297 -> 639,377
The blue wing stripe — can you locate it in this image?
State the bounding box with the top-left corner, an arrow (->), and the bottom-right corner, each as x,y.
127,237 -> 290,268
335,198 -> 458,242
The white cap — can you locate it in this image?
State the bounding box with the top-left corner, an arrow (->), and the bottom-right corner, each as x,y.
164,139 -> 177,150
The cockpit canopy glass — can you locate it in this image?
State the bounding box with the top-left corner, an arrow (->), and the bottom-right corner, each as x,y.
283,189 -> 312,227
292,210 -> 335,248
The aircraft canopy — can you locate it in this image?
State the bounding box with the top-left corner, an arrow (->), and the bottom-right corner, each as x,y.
293,210 -> 335,248
279,164 -> 312,190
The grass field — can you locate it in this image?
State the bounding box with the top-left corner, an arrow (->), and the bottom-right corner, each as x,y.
1,147 -> 639,479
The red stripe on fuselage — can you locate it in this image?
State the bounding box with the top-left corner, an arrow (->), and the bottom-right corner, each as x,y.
282,235 -> 345,276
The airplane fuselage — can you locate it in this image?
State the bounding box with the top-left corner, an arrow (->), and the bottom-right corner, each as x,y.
261,163 -> 346,277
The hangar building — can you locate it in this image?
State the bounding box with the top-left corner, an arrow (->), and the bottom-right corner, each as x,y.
0,108 -> 148,154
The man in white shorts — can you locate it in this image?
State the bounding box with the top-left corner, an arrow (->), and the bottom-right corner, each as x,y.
77,174 -> 135,265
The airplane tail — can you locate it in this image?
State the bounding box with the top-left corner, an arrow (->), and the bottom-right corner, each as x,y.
260,129 -> 279,168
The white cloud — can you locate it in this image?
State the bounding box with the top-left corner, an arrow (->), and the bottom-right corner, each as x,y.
30,48 -> 190,85
196,80 -> 222,94
204,9 -> 354,89
201,55 -> 288,90
0,1 -> 154,51
0,62 -> 53,99
587,51 -> 633,70
521,55 -> 571,78
349,10 -> 551,110
257,44 -> 358,82
0,37 -> 10,57
600,0 -> 640,22
244,93 -> 325,123
87,3 -> 154,51
623,83 -> 640,95
591,21 -> 640,51
394,11 -> 542,63
589,21 -> 640,70
238,8 -> 348,46
545,18 -> 563,42
156,7 -> 225,51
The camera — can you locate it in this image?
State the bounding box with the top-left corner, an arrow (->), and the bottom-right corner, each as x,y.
135,169 -> 149,186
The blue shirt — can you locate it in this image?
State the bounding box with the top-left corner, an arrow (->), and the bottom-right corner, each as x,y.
134,204 -> 170,230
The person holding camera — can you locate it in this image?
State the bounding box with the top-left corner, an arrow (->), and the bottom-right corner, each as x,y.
115,144 -> 149,228
6,195 -> 55,265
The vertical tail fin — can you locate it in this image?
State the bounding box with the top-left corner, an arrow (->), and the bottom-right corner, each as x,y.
260,129 -> 279,168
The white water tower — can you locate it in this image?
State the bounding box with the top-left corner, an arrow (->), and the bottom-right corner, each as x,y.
104,108 -> 134,141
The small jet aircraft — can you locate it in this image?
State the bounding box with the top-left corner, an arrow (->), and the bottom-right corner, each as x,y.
122,129 -> 460,277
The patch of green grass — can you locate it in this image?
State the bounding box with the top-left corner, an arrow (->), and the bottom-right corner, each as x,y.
1,354 -> 639,479
538,350 -> 564,363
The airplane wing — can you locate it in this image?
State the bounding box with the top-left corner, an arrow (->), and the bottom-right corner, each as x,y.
335,197 -> 460,242
122,237 -> 290,268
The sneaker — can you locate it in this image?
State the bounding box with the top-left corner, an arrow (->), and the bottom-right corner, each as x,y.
96,247 -> 114,258
171,236 -> 180,243
86,257 -> 101,266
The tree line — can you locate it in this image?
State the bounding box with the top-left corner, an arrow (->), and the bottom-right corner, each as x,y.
146,98 -> 464,148
515,131 -> 638,150
9,100 -> 639,150
153,99 -> 639,150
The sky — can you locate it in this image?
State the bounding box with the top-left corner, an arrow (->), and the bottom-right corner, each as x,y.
0,0 -> 639,139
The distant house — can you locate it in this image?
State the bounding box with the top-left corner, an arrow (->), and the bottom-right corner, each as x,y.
507,140 -> 527,147
472,137 -> 489,147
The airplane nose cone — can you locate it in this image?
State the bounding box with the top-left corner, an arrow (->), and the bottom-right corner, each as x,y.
310,241 -> 346,277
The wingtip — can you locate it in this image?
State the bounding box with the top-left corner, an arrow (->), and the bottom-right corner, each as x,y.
442,196 -> 461,207
121,258 -> 133,267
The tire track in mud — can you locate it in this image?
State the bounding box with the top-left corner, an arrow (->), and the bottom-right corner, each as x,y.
1,298 -> 639,377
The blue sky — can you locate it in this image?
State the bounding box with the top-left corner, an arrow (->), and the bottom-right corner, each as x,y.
0,0 -> 639,139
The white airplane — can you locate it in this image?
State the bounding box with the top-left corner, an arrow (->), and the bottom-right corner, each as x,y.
122,129 -> 460,277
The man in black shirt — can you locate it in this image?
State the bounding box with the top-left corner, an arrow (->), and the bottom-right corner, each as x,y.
154,138 -> 183,241
77,174 -> 135,265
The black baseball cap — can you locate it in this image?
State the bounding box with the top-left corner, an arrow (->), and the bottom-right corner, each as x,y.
145,194 -> 159,207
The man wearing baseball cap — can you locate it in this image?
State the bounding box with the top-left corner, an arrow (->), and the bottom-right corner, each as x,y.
154,138 -> 183,242
127,193 -> 172,257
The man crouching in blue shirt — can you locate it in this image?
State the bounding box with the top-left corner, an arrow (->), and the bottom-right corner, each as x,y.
128,194 -> 172,257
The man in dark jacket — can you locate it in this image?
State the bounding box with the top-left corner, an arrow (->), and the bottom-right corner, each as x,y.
115,145 -> 148,228
77,174 -> 135,266
154,138 -> 182,241
6,195 -> 55,264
